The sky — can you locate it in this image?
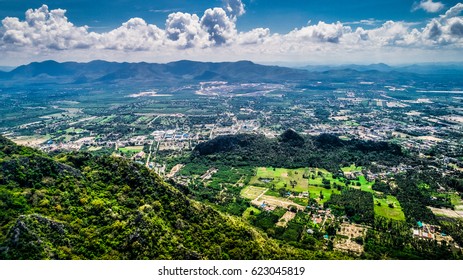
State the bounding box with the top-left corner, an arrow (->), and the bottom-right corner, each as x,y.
0,0 -> 462,66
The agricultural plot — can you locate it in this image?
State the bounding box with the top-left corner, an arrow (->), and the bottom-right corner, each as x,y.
428,206 -> 463,219
251,167 -> 346,191
246,166 -> 378,208
276,211 -> 296,227
348,176 -> 375,193
250,167 -> 308,192
118,146 -> 144,153
308,186 -> 341,205
240,186 -> 267,200
12,135 -> 51,146
341,164 -> 362,173
258,195 -> 305,211
249,167 -> 348,206
374,195 -> 405,221
450,194 -> 463,211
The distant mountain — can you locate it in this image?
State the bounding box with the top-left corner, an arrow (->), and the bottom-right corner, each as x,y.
0,60 -> 310,86
395,63 -> 463,75
301,63 -> 394,72
301,63 -> 463,75
1,60 -> 462,88
0,66 -> 14,72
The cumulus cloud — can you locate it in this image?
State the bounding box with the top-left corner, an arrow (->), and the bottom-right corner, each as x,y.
441,2 -> 463,19
413,0 -> 445,13
200,8 -> 237,46
237,28 -> 270,45
421,3 -> 463,45
165,12 -> 208,49
286,21 -> 351,43
1,3 -> 463,65
1,5 -> 96,50
99,18 -> 164,51
223,0 -> 246,20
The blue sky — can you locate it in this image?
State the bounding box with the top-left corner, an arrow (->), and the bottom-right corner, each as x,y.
0,0 -> 463,65
2,0 -> 461,31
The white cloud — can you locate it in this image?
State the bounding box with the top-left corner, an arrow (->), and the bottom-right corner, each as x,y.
343,19 -> 383,26
0,5 -> 96,50
285,21 -> 350,43
421,3 -> 463,45
223,0 -> 245,20
200,8 -> 237,46
165,12 -> 209,49
1,3 -> 463,65
441,2 -> 463,19
413,0 -> 445,13
237,28 -> 270,45
99,18 -> 164,51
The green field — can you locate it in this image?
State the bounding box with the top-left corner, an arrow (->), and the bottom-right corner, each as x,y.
246,166 -> 379,206
251,167 -> 348,190
352,176 -> 375,193
307,186 -> 341,204
118,146 -> 144,154
450,194 -> 463,210
240,186 -> 267,200
242,206 -> 261,220
249,167 -> 344,205
250,167 -> 308,191
65,127 -> 85,133
374,195 -> 405,221
341,164 -> 362,173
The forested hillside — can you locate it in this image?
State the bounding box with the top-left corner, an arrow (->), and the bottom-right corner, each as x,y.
0,135 -> 348,260
192,130 -> 406,171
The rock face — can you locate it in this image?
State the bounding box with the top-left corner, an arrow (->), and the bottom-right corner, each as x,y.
1,214 -> 70,259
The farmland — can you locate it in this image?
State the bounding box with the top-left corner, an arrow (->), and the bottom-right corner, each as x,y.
374,195 -> 406,221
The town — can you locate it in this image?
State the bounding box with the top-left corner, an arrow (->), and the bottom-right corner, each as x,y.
1,78 -> 462,258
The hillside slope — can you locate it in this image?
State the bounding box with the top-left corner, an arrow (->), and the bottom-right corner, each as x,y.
0,135 -> 346,260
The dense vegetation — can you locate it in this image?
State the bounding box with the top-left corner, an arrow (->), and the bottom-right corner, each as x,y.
183,131 -> 463,259
0,135 -> 348,260
192,131 -> 405,172
325,189 -> 374,225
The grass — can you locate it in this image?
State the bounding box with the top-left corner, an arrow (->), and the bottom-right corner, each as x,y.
251,167 -> 309,192
356,176 -> 374,193
242,206 -> 261,220
345,121 -> 360,126
251,167 -> 347,192
246,166 -> 377,207
341,164 -> 362,173
65,127 -> 84,133
118,146 -> 144,153
450,193 -> 462,207
248,167 -> 345,206
308,186 -> 341,205
374,195 -> 406,221
240,186 -> 267,200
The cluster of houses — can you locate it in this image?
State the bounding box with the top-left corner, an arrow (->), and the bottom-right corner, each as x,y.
412,221 -> 455,245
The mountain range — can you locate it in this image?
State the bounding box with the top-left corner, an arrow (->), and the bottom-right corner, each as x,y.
300,63 -> 463,75
1,60 -> 462,87
0,60 -> 310,86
